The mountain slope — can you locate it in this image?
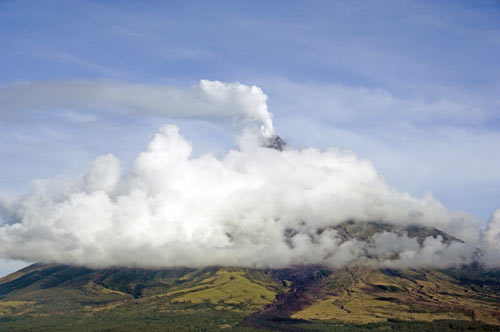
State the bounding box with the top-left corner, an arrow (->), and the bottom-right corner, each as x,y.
1,222 -> 500,331
1,264 -> 500,331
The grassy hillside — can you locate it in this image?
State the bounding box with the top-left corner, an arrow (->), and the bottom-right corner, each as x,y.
1,263 -> 500,331
0,264 -> 286,331
292,267 -> 500,325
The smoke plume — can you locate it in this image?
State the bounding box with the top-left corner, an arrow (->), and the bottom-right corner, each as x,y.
0,81 -> 498,269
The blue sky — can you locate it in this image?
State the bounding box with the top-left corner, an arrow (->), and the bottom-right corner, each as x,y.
1,0 -> 500,275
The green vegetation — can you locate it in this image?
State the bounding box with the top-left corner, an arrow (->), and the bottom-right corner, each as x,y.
167,269 -> 278,310
0,265 -> 285,331
0,302 -> 258,332
297,319 -> 500,331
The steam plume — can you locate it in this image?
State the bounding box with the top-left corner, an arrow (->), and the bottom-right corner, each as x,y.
0,79 -> 274,137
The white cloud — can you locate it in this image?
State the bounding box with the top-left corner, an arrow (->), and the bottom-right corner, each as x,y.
484,209 -> 500,248
263,79 -> 500,220
1,79 -> 498,270
83,154 -> 121,194
482,209 -> 500,267
0,124 -> 492,269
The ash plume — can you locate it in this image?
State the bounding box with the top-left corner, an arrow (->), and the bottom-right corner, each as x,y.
0,81 -> 499,269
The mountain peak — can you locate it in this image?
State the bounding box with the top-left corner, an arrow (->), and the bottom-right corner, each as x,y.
263,135 -> 287,151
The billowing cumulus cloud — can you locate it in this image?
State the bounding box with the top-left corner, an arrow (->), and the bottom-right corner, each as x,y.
481,209 -> 500,265
0,123 -> 497,269
0,79 -> 274,137
1,80 -> 499,269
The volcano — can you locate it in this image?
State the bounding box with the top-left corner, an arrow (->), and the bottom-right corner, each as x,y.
1,221 -> 499,332
263,135 -> 287,151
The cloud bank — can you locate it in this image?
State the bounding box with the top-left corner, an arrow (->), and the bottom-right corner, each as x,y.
0,79 -> 274,137
1,122 -> 498,269
1,79 -> 499,269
